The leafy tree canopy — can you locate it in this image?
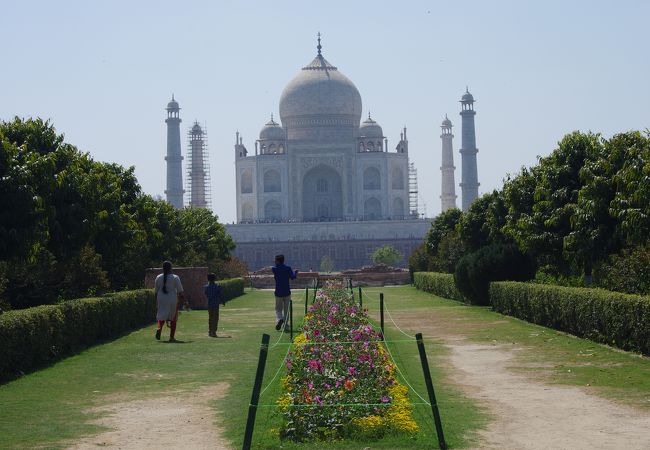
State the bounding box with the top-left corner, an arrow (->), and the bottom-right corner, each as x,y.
371,245 -> 402,266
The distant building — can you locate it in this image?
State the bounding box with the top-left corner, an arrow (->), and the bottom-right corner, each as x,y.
233,42 -> 410,222
226,36 -> 431,271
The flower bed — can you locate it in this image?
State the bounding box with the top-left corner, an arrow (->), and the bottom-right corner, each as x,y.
278,280 -> 418,441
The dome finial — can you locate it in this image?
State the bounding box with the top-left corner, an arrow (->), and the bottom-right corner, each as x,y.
172,93 -> 175,101
271,113 -> 274,122
466,85 -> 469,93
368,111 -> 371,119
317,32 -> 322,55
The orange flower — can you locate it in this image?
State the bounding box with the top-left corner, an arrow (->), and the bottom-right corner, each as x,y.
344,379 -> 355,391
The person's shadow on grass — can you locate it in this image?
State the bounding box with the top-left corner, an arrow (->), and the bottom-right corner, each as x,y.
161,340 -> 193,344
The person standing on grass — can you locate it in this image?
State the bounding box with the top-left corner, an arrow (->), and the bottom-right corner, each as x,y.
154,261 -> 186,342
205,272 -> 225,337
272,254 -> 298,331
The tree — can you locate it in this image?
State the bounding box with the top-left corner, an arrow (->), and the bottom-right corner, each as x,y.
426,208 -> 462,255
435,231 -> 465,273
319,255 -> 334,273
458,191 -> 508,253
454,243 -> 536,305
609,131 -> 650,247
0,118 -> 237,307
59,245 -> 110,299
408,242 -> 430,277
371,245 -> 402,266
0,118 -> 56,260
564,132 -> 639,276
503,132 -> 601,275
176,207 -> 235,269
214,256 -> 249,279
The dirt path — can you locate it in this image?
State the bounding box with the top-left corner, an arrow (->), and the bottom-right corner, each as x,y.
68,383 -> 231,450
391,309 -> 650,449
449,343 -> 650,450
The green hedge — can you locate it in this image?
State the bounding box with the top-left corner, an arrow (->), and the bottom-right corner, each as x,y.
0,289 -> 155,382
490,282 -> 650,355
219,277 -> 245,302
413,272 -> 466,302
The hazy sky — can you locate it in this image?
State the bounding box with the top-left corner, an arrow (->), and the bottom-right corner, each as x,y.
2,0 -> 648,223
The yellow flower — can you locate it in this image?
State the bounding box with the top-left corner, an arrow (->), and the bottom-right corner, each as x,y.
276,393 -> 292,412
384,384 -> 419,433
281,375 -> 292,390
293,333 -> 307,345
352,415 -> 383,432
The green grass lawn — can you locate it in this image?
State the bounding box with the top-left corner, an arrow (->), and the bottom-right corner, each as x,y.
0,287 -> 483,449
1,285 -> 648,449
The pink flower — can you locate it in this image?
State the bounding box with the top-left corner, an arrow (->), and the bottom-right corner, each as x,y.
308,360 -> 322,372
348,367 -> 358,376
381,396 -> 390,403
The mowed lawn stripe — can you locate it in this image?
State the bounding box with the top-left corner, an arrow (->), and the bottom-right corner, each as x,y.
0,287 -> 488,449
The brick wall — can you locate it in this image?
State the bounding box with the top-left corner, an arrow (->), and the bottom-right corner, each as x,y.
144,267 -> 210,309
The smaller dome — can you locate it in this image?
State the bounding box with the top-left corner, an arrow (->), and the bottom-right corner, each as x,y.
359,114 -> 383,138
259,116 -> 285,140
166,95 -> 179,110
191,122 -> 202,133
461,89 -> 474,102
441,115 -> 452,127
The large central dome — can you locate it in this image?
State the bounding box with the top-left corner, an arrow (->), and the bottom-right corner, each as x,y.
279,44 -> 362,140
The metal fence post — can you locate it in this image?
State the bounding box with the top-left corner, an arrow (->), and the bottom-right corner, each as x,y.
289,299 -> 293,340
304,286 -> 308,315
380,292 -> 385,339
242,333 -> 270,450
415,332 -> 447,450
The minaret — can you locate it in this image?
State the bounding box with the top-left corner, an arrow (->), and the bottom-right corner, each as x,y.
440,115 -> 457,211
459,87 -> 479,211
395,126 -> 408,154
186,121 -> 211,209
165,95 -> 184,208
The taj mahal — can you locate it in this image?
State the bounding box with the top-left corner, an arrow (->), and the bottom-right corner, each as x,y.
233,37 -> 411,224
166,36 -> 480,271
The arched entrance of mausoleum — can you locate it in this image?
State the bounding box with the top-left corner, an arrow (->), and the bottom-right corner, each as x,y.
302,165 -> 343,221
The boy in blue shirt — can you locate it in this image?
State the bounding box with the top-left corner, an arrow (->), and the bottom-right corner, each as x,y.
272,254 -> 298,331
205,273 -> 225,337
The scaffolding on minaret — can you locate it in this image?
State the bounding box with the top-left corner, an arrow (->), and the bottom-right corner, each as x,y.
408,162 -> 419,218
185,121 -> 211,210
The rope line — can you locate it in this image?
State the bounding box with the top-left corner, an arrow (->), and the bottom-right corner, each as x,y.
259,288 -> 431,412
382,337 -> 431,406
383,299 -> 417,340
254,401 -> 432,408
269,314 -> 289,349
268,338 -> 418,346
360,287 -> 416,340
259,344 -> 291,397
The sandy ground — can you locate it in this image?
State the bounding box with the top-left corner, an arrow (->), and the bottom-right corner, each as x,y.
448,343 -> 650,450
389,307 -> 650,449
67,383 -> 231,450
